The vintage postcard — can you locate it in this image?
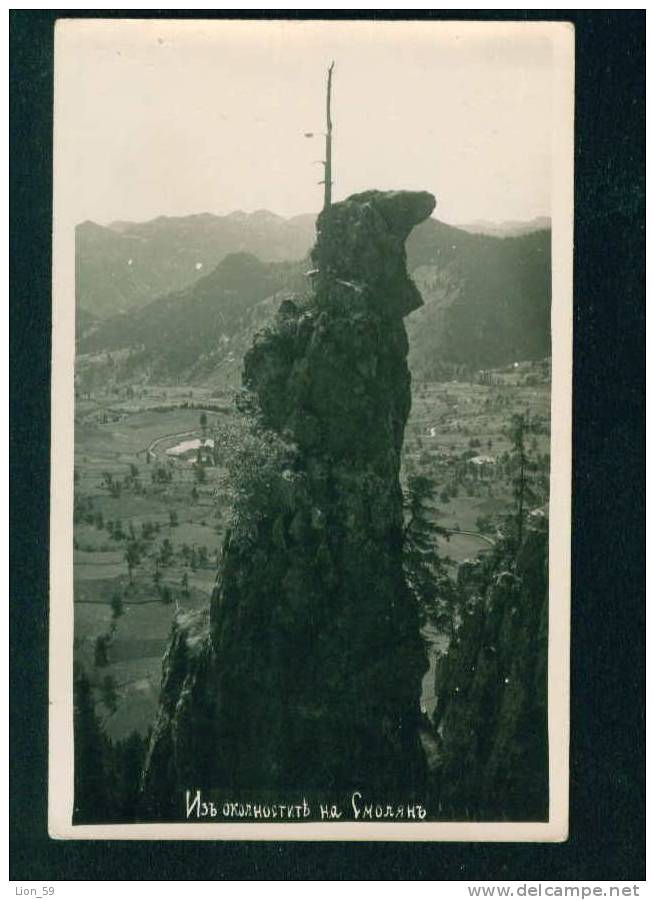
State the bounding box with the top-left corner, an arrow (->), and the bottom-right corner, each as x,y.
49,18 -> 573,840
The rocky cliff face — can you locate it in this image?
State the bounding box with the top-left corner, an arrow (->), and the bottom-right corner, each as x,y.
141,190 -> 435,817
430,526 -> 549,821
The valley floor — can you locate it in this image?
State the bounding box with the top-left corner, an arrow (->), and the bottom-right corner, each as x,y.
72,365 -> 551,744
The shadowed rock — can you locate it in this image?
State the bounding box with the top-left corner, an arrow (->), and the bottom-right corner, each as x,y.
141,190 -> 435,817
430,527 -> 549,821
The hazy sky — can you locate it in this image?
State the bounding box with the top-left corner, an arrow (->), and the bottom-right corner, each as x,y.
56,19 -> 559,226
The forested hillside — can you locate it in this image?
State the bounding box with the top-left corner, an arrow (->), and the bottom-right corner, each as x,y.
76,211 -> 315,319
77,212 -> 551,386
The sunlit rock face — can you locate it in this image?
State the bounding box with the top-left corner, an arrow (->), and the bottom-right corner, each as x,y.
141,190 -> 435,817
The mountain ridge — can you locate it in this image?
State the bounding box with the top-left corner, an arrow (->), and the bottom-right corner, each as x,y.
455,215 -> 551,237
77,209 -> 551,383
76,208 -> 550,320
76,209 -> 318,319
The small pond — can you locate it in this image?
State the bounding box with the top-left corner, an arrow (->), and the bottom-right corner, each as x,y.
166,437 -> 214,457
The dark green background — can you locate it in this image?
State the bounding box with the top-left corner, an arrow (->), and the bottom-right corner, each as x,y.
10,10 -> 645,880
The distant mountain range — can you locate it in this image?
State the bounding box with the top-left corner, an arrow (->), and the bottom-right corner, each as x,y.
76,210 -> 316,319
76,210 -> 551,384
455,216 -> 551,238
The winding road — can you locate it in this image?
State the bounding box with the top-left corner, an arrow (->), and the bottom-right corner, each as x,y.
444,528 -> 495,547
139,409 -> 223,461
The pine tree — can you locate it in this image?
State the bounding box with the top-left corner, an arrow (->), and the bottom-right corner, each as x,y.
73,666 -> 111,823
158,538 -> 174,567
94,634 -> 110,668
113,730 -> 148,821
125,541 -> 140,582
110,592 -> 124,619
507,411 -> 539,555
159,585 -> 173,606
403,474 -> 459,636
74,666 -> 148,823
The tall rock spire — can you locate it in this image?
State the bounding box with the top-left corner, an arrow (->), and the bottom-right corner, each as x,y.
141,189 -> 436,817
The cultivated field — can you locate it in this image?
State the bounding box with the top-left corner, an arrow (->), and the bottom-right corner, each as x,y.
74,385 -> 234,740
405,362 -> 550,547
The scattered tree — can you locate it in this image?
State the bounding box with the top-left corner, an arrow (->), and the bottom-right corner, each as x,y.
197,546 -> 209,569
110,592 -> 124,619
158,538 -> 174,567
125,541 -> 140,581
94,634 -> 110,668
181,572 -> 190,598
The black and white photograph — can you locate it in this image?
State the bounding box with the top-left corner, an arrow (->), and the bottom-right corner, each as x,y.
47,18 -> 574,840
